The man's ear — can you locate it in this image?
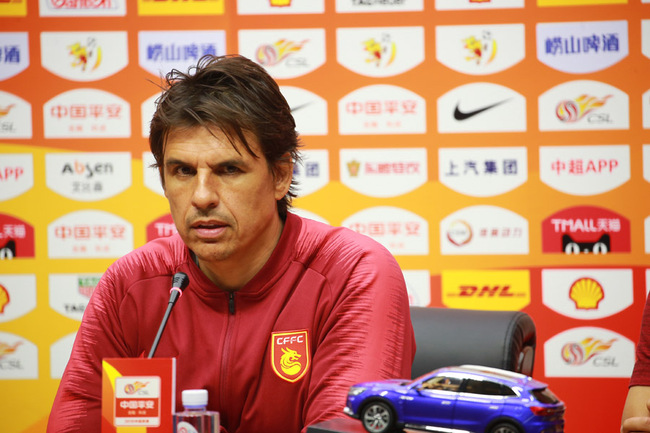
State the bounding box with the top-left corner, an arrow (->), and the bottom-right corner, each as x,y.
273,155 -> 294,200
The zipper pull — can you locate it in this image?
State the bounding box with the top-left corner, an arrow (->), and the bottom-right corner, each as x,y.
228,292 -> 235,315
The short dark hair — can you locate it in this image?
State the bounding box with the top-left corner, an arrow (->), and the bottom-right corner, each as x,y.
149,54 -> 300,218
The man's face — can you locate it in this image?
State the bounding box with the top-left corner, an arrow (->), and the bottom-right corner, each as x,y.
162,126 -> 292,278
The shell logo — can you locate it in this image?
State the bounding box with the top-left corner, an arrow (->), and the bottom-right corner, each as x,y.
0,284 -> 9,314
561,337 -> 615,365
569,277 -> 604,310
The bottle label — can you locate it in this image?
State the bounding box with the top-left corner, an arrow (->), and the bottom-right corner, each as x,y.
176,421 -> 200,433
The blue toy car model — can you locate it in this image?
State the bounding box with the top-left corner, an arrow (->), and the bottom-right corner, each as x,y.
344,365 -> 564,433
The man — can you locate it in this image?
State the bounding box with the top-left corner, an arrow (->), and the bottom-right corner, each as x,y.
48,55 -> 416,433
622,296 -> 650,433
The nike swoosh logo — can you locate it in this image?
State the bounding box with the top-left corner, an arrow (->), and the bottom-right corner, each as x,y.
454,99 -> 510,121
290,102 -> 311,113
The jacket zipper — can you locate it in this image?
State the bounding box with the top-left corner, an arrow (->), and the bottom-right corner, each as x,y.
220,291 -> 236,425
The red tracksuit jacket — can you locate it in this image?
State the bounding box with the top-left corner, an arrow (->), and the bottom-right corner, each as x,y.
48,213 -> 416,433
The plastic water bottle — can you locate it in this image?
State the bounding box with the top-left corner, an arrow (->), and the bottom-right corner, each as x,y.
173,389 -> 219,433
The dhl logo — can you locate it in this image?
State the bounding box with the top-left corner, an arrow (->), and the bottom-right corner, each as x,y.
442,270 -> 530,311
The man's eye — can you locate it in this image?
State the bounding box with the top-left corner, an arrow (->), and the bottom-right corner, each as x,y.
223,165 -> 241,174
175,166 -> 194,176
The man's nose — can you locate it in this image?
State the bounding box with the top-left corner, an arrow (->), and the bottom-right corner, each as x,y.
191,173 -> 219,209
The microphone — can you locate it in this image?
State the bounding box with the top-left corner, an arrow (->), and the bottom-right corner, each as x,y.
148,272 -> 190,358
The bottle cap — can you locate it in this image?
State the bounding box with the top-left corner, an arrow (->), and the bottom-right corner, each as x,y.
182,389 -> 208,408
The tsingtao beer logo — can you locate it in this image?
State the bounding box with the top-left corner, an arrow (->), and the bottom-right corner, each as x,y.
0,32 -> 29,81
537,20 -> 628,74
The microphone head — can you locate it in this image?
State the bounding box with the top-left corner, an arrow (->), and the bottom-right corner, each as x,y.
172,272 -> 190,291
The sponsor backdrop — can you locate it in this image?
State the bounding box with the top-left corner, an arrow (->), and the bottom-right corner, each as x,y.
1,0 -> 649,431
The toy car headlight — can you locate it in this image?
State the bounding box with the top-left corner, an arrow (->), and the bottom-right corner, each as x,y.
348,386 -> 366,396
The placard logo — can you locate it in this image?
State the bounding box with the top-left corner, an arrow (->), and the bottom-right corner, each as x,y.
439,147 -> 527,197
340,148 -> 427,198
338,85 -> 426,135
50,332 -> 76,379
239,29 -> 325,79
0,0 -> 27,17
342,206 -> 429,256
537,20 -> 628,73
0,90 -> 32,138
440,205 -> 529,255
0,32 -> 29,81
0,331 -> 37,379
41,32 -> 128,82
271,330 -> 310,383
539,80 -> 629,131
0,275 -> 36,322
541,206 -> 630,254
336,0 -> 423,13
435,0 -> 524,10
146,214 -> 177,242
544,327 -> 634,377
280,86 -> 328,136
43,89 -> 131,138
46,152 -> 132,201
436,24 -> 524,75
49,274 -> 101,321
137,0 -> 224,16
292,149 -> 329,197
0,213 -> 35,259
403,270 -> 431,307
437,82 -> 526,133
442,269 -> 530,310
336,27 -> 424,77
0,153 -> 33,201
39,0 -> 126,16
237,0 -> 324,15
138,30 -> 226,77
541,269 -> 633,320
48,210 -> 134,258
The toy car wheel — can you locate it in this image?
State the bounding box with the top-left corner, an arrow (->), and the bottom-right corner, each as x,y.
488,422 -> 521,433
361,401 -> 395,433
